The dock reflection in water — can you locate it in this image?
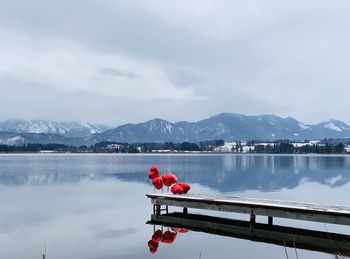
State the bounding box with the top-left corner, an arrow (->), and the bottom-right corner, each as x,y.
146,225 -> 189,254
147,212 -> 350,257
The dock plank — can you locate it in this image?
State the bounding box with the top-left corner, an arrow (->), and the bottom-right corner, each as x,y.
146,193 -> 350,225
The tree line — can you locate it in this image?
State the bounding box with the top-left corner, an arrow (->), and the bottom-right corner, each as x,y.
0,140 -> 225,153
253,143 -> 347,154
0,140 -> 348,154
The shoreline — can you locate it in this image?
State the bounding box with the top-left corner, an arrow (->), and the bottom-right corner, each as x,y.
0,152 -> 349,157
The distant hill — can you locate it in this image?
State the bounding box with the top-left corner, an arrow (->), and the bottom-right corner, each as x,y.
0,131 -> 83,146
1,114 -> 350,145
0,120 -> 110,138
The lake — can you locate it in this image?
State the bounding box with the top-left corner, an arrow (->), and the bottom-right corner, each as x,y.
1,154 -> 350,259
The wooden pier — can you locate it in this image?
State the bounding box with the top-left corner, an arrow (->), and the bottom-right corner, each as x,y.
146,193 -> 350,226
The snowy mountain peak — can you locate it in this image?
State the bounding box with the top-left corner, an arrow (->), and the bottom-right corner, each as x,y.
324,122 -> 342,132
318,119 -> 350,132
0,120 -> 110,138
298,122 -> 311,130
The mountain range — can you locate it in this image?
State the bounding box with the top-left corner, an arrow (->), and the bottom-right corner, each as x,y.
1,113 -> 350,146
0,120 -> 110,138
89,113 -> 350,143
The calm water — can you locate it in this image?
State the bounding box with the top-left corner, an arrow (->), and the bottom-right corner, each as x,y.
1,154 -> 350,258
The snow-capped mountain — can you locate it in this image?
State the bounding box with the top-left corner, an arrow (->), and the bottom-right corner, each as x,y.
1,114 -> 350,145
89,113 -> 350,143
0,132 -> 75,146
0,120 -> 110,138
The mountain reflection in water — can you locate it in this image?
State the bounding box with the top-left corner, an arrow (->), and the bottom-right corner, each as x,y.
117,155 -> 350,192
0,155 -> 350,193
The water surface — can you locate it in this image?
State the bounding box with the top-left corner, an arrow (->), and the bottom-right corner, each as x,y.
1,154 -> 350,258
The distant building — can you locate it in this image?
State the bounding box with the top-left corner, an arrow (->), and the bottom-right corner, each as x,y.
106,144 -> 122,150
345,145 -> 350,153
214,142 -> 236,152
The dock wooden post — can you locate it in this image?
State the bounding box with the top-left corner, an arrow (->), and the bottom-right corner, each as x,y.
250,210 -> 256,223
183,207 -> 188,214
156,204 -> 161,215
250,210 -> 255,233
268,216 -> 273,225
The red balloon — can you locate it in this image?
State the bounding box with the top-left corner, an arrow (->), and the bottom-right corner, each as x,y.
150,166 -> 159,173
171,227 -> 189,233
152,230 -> 163,242
152,176 -> 163,190
148,170 -> 159,179
148,240 -> 159,254
162,173 -> 177,187
179,183 -> 191,194
171,184 -> 184,194
161,230 -> 177,244
148,166 -> 160,179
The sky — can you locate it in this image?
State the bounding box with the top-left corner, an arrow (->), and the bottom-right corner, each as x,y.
0,0 -> 350,126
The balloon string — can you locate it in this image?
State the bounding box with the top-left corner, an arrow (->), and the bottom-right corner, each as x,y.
168,153 -> 171,172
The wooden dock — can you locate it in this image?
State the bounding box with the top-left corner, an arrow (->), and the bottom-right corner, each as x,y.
148,212 -> 350,256
146,193 -> 350,225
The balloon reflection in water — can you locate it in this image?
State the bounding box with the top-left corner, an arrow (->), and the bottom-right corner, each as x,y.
147,227 -> 189,254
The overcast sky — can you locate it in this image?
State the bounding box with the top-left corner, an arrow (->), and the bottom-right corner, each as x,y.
0,0 -> 349,126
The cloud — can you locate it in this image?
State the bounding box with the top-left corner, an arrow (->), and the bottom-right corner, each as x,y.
99,68 -> 139,79
0,31 -> 200,101
165,67 -> 203,88
0,0 -> 350,124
